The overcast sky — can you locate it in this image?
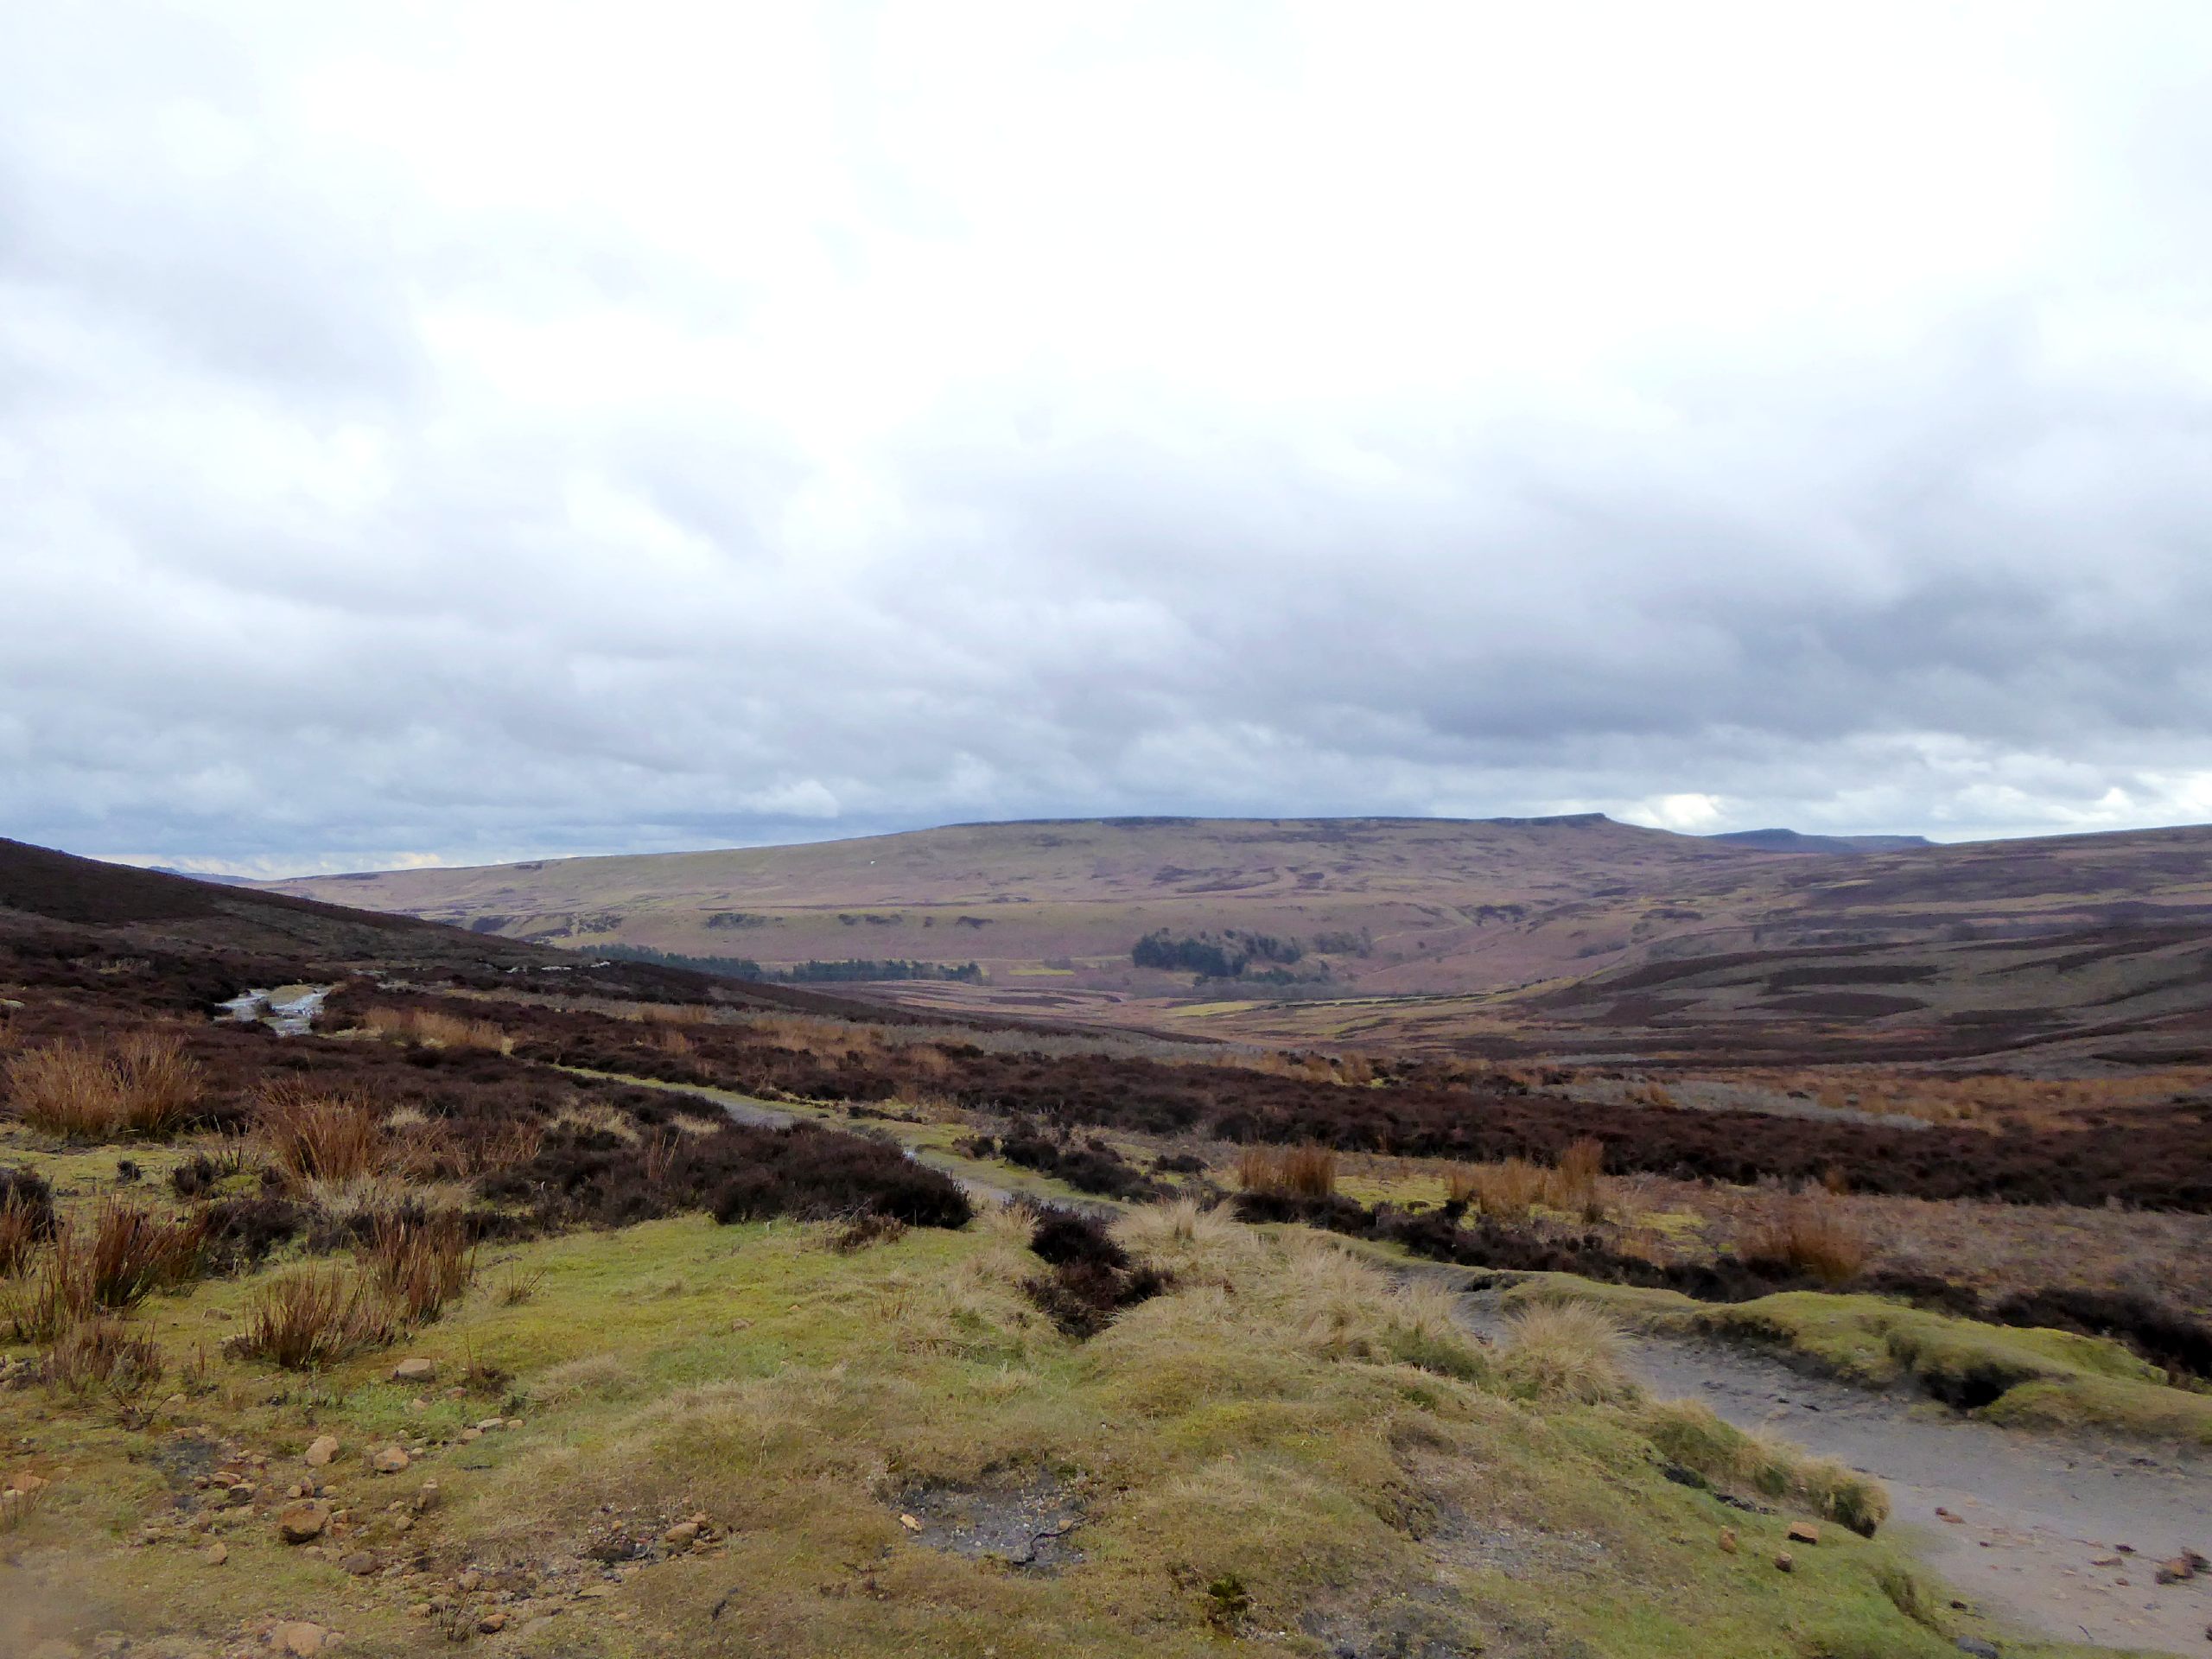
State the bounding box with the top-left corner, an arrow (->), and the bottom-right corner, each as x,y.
5,3 -> 2210,874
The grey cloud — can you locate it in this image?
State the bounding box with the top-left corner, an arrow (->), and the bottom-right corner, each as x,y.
4,4 -> 2212,871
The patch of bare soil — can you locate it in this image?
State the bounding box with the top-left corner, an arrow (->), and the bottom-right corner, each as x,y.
889,1471 -> 1084,1570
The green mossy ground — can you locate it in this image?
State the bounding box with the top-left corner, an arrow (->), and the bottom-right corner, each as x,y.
1507,1274 -> 2212,1446
0,1196 -> 2120,1658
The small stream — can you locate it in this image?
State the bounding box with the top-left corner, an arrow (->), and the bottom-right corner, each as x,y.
219,984 -> 334,1037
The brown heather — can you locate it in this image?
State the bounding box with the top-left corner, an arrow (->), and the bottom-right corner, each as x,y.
1738,1194 -> 1871,1286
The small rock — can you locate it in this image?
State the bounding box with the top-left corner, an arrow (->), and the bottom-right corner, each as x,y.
2157,1556 -> 2197,1586
1936,1507 -> 1964,1524
475,1418 -> 503,1433
2091,1555 -> 2120,1567
456,1570 -> 482,1592
276,1500 -> 331,1544
272,1623 -> 326,1657
1774,1551 -> 1795,1573
227,1484 -> 256,1507
477,1613 -> 506,1635
304,1436 -> 340,1468
203,1542 -> 229,1567
414,1482 -> 442,1513
1718,1528 -> 1738,1554
1785,1521 -> 1820,1546
662,1522 -> 699,1551
898,1514 -> 922,1533
391,1357 -> 435,1383
341,1551 -> 378,1577
371,1447 -> 410,1475
459,1428 -> 481,1443
1954,1641 -> 1999,1658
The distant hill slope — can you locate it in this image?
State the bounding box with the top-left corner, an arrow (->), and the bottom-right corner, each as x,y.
260,815 -> 1770,992
0,837 -> 884,1019
255,814 -> 2212,1019
1706,829 -> 1935,855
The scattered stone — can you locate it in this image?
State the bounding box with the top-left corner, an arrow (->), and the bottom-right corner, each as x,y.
477,1613 -> 507,1635
1718,1528 -> 1738,1554
2158,1556 -> 2198,1586
276,1500 -> 331,1544
226,1483 -> 256,1507
271,1622 -> 326,1656
1774,1551 -> 1795,1573
2091,1555 -> 2121,1567
414,1482 -> 442,1513
391,1357 -> 435,1383
1936,1507 -> 1964,1524
371,1447 -> 410,1475
475,1418 -> 503,1433
1785,1521 -> 1820,1546
341,1551 -> 378,1577
1954,1641 -> 1999,1658
202,1542 -> 229,1567
662,1522 -> 700,1551
305,1437 -> 340,1469
460,1428 -> 480,1443
898,1514 -> 922,1533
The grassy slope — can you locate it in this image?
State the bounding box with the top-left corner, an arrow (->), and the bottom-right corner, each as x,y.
0,1209 -> 2095,1659
1507,1276 -> 2212,1446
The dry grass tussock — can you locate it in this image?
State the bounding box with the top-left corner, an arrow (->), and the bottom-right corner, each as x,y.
0,1192 -> 45,1277
1115,1198 -> 1250,1281
1267,1236 -> 1485,1380
1446,1137 -> 1607,1221
41,1317 -> 164,1405
1737,1194 -> 1871,1286
256,1082 -> 386,1183
235,1267 -> 397,1370
358,1208 -> 474,1323
360,1005 -> 512,1053
3,1032 -> 205,1140
1,1201 -> 203,1342
1496,1302 -> 1636,1405
1236,1144 -> 1337,1199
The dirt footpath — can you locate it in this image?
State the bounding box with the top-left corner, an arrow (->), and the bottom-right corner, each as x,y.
1458,1289 -> 2212,1656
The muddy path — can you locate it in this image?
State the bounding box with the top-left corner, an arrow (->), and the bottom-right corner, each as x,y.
1459,1287 -> 2212,1655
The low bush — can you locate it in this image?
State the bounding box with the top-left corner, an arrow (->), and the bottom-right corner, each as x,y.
993,1130 -> 1160,1201
201,1195 -> 308,1268
0,1168 -> 57,1274
1022,1209 -> 1167,1338
484,1116 -> 972,1232
43,1317 -> 164,1404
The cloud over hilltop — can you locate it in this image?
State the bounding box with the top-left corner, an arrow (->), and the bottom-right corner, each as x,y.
4,3 -> 2211,872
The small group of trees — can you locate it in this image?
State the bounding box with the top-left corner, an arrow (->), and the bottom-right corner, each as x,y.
1130,929 -> 1308,982
599,945 -> 982,984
